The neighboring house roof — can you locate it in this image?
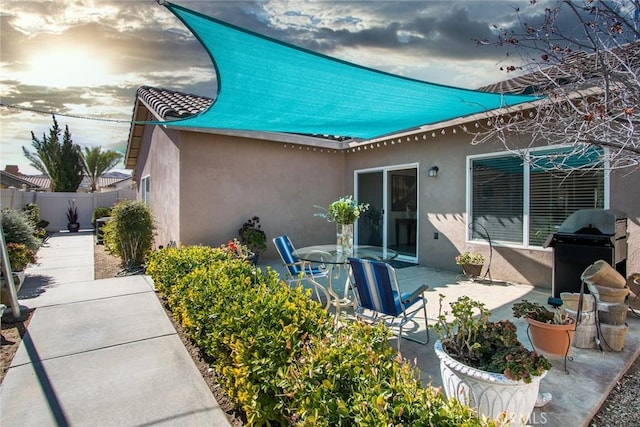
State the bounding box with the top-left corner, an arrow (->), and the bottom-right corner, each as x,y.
18,174 -> 51,190
478,41 -> 640,95
0,170 -> 45,190
1,170 -> 130,192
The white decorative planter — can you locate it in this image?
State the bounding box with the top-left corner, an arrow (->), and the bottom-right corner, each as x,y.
434,340 -> 545,426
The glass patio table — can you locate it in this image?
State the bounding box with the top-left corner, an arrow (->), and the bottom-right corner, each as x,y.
293,245 -> 398,320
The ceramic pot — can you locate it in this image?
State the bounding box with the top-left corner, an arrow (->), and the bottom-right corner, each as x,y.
581,260 -> 626,288
434,340 -> 545,426
67,222 -> 80,233
587,283 -> 629,303
462,263 -> 483,278
526,317 -> 575,357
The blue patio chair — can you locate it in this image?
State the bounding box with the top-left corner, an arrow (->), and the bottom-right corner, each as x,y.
347,257 -> 429,351
273,235 -> 330,306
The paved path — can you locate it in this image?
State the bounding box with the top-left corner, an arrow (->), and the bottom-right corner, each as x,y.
1,231 -> 231,427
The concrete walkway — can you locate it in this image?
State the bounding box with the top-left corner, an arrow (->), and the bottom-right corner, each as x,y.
1,231 -> 231,426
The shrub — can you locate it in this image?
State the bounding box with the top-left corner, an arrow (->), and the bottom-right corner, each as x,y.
6,242 -> 37,271
1,208 -> 41,251
91,206 -> 113,227
22,203 -> 49,238
281,321 -> 487,426
102,200 -> 154,268
147,245 -> 494,426
145,245 -> 230,295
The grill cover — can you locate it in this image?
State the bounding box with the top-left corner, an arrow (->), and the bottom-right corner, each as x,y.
557,209 -> 627,236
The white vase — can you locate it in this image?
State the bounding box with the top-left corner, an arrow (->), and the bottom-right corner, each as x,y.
434,340 -> 545,427
336,223 -> 354,257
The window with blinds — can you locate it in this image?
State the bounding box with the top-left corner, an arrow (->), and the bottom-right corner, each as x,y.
471,155 -> 524,244
470,148 -> 604,247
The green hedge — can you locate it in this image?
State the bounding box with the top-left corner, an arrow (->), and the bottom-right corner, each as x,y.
146,245 -> 492,427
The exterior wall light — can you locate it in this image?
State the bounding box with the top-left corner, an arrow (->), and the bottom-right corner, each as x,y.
428,166 -> 439,177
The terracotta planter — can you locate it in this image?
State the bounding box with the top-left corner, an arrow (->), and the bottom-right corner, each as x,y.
461,263 -> 483,278
587,283 -> 629,303
434,340 -> 545,426
526,317 -> 575,357
581,260 -> 626,288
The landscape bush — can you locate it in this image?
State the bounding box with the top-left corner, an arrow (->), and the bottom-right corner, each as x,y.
146,245 -> 493,426
1,208 -> 42,251
22,203 -> 49,239
91,206 -> 113,227
102,200 -> 154,268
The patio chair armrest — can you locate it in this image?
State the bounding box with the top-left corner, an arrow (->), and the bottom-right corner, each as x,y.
402,284 -> 429,304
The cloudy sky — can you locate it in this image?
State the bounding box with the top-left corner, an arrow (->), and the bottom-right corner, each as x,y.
0,0 -> 579,174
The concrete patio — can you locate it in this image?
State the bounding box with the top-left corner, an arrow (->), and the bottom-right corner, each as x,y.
1,231 -> 638,426
268,260 -> 640,427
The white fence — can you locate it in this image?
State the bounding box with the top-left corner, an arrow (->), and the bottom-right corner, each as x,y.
1,189 -> 137,231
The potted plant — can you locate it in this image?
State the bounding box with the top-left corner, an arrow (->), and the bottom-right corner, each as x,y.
66,199 -> 80,232
1,242 -> 37,304
512,300 -> 575,357
238,216 -> 266,265
434,295 -> 551,425
455,251 -> 484,278
223,239 -> 255,261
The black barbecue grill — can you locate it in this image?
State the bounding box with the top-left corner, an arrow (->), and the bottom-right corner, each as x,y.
544,209 -> 627,298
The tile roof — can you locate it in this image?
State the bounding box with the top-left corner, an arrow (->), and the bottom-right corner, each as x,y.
1,172 -> 130,192
18,174 -> 50,189
0,170 -> 46,190
478,41 -> 640,95
137,86 -> 214,119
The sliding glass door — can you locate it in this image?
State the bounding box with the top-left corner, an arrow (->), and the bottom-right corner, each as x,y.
356,165 -> 418,262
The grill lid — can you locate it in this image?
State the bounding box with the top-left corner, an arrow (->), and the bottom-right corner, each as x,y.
557,209 -> 626,236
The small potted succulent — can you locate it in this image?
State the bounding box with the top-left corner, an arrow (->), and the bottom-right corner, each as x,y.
238,216 -> 266,265
66,199 -> 80,232
455,251 -> 485,278
512,300 -> 575,357
434,294 -> 551,424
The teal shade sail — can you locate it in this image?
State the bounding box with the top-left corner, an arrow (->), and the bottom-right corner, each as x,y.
161,2 -> 539,139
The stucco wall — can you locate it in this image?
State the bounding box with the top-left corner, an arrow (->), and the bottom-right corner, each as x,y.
176,132 -> 344,258
137,125 -> 181,248
134,123 -> 639,288
345,131 -> 639,288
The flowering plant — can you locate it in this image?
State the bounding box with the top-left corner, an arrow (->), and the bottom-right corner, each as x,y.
455,251 -> 484,265
223,238 -> 254,260
314,195 -> 369,225
6,242 -> 37,271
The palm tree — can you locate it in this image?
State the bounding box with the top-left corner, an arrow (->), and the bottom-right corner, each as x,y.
23,115 -> 84,192
81,146 -> 123,192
